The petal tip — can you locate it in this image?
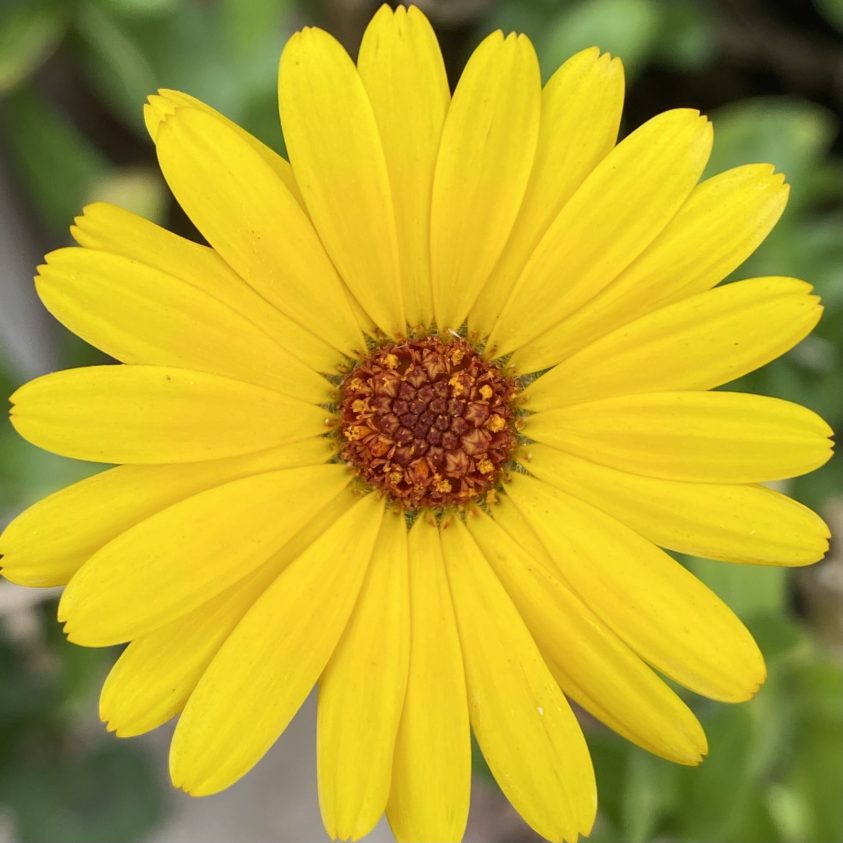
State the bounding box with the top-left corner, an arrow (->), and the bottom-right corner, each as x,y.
405,4 -> 427,22
735,663 -> 768,703
481,28 -> 505,48
179,780 -> 215,799
608,53 -> 625,76
73,201 -> 108,232
56,589 -> 72,623
168,753 -> 190,794
678,725 -> 709,766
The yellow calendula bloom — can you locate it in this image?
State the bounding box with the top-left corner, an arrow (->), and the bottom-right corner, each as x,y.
0,4 -> 834,842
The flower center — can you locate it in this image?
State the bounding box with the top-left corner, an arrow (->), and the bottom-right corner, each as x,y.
339,337 -> 519,509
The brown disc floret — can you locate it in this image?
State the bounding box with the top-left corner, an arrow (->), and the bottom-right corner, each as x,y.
339,337 -> 519,509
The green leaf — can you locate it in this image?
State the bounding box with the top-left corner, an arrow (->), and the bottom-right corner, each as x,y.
766,784 -> 813,843
138,7 -> 240,111
70,0 -> 294,142
1,84 -> 107,233
216,0 -> 294,147
584,728 -> 630,833
72,0 -> 160,131
0,742 -> 166,843
652,0 -> 715,70
746,613 -> 811,666
684,556 -> 788,619
736,615 -> 805,783
45,623 -> 119,721
784,661 -> 843,843
219,0 -> 293,62
539,0 -> 660,81
619,751 -> 676,842
731,791 -> 786,843
677,703 -> 758,841
813,0 -> 843,30
793,456 -> 842,516
0,1 -> 65,94
0,632 -> 55,750
705,98 -> 838,211
92,0 -> 181,17
481,0 -> 551,47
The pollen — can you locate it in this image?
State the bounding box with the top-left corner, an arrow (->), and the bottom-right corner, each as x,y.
487,414 -> 506,432
343,425 -> 368,442
338,337 -> 519,509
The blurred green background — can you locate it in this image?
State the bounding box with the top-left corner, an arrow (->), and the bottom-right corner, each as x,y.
0,1 -> 840,842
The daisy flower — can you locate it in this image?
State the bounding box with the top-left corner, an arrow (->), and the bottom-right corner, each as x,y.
0,4 -> 833,842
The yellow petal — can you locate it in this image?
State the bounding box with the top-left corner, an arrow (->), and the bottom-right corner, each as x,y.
170,493 -> 384,796
144,91 -> 373,339
0,437 -> 333,587
154,105 -> 364,356
387,517 -> 470,843
57,465 -> 352,645
469,48 -> 623,338
10,365 -> 326,464
101,576 -> 266,738
317,509 -> 410,841
525,391 -> 833,483
467,506 -> 706,765
279,26 -> 404,336
487,109 -> 713,358
511,164 -> 789,371
508,474 -> 766,701
71,202 -> 338,372
357,5 -> 449,329
430,30 -> 541,332
442,518 -> 596,842
36,248 -> 330,404
144,89 -> 304,204
99,489 -> 357,737
522,444 -> 829,566
524,277 -> 822,411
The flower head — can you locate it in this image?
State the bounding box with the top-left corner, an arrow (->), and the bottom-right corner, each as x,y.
0,4 -> 833,842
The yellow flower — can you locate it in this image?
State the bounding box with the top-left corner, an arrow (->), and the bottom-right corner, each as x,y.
0,4 -> 834,842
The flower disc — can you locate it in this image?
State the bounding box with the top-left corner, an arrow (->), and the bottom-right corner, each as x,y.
339,337 -> 518,508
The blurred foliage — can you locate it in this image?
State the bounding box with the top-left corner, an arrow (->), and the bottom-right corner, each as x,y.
0,618 -> 165,843
1,0 -> 841,842
0,1 -> 66,94
2,85 -> 108,233
486,0 -> 714,79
